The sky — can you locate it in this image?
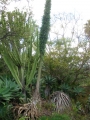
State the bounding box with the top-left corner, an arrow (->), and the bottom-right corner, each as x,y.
7,0 -> 90,42
32,0 -> 90,23
8,0 -> 90,25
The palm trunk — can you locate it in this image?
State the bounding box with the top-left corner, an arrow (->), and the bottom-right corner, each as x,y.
19,66 -> 27,102
22,79 -> 27,102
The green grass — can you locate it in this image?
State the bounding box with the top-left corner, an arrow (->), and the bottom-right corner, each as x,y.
38,113 -> 71,120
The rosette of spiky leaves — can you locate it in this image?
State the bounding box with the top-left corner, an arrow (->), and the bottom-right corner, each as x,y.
0,76 -> 23,103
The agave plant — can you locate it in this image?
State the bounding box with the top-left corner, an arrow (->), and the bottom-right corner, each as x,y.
73,86 -> 85,95
41,75 -> 57,98
0,76 -> 23,103
60,83 -> 71,94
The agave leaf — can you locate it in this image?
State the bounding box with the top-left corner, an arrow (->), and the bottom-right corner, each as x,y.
26,55 -> 39,87
2,53 -> 22,88
8,51 -> 21,66
26,29 -> 39,87
13,40 -> 22,64
73,86 -> 84,95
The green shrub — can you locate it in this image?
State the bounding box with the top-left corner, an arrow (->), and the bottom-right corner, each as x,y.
42,101 -> 55,111
0,103 -> 13,120
85,94 -> 90,113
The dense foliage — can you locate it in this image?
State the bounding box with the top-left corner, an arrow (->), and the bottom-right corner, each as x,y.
44,38 -> 90,86
0,0 -> 90,119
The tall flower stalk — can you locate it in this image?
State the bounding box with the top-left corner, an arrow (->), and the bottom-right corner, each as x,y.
35,0 -> 51,97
